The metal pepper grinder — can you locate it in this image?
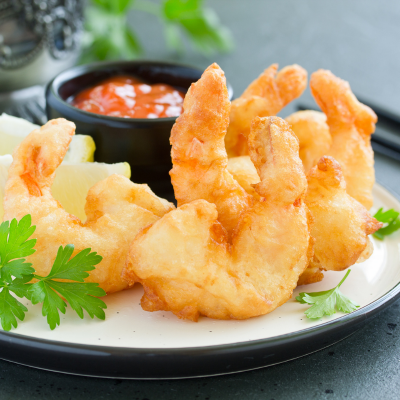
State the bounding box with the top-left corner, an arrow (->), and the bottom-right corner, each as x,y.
0,0 -> 83,123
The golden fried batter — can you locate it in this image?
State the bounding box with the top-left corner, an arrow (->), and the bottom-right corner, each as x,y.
285,110 -> 331,173
227,156 -> 260,200
123,116 -> 312,321
310,70 -> 377,209
170,63 -> 252,239
297,260 -> 323,286
225,64 -> 307,157
298,156 -> 382,284
3,119 -> 174,293
224,152 -> 381,285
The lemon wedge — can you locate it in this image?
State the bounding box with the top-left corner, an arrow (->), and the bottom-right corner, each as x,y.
52,161 -> 131,221
65,135 -> 96,163
0,155 -> 131,222
0,114 -> 96,162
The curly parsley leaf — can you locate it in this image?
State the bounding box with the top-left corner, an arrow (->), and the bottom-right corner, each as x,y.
29,245 -> 106,330
296,270 -> 359,319
373,208 -> 400,240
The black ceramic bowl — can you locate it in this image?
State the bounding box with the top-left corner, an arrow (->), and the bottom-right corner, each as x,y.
46,60 -> 233,200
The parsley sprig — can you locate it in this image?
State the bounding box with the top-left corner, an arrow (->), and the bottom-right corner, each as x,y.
373,208 -> 400,240
82,0 -> 233,63
296,270 -> 359,319
0,215 -> 106,331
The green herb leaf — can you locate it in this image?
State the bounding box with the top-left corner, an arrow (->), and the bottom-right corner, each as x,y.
0,259 -> 35,284
0,288 -> 28,331
296,270 -> 359,319
0,215 -> 106,331
45,245 -> 102,282
0,214 -> 36,265
0,215 -> 36,330
29,281 -> 67,330
162,0 -> 234,55
373,208 -> 400,240
92,0 -> 133,14
44,281 -> 106,320
83,0 -> 233,62
82,5 -> 143,63
9,275 -> 33,300
29,245 -> 106,330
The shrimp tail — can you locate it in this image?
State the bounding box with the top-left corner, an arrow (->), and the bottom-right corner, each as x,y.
6,118 -> 75,199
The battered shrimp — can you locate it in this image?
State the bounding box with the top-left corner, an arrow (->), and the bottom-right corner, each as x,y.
3,119 -> 174,293
227,156 -> 261,200
310,70 -> 377,209
298,156 -> 382,285
225,153 -> 381,286
225,64 -> 307,157
123,117 -> 312,321
170,63 -> 252,239
285,110 -> 331,173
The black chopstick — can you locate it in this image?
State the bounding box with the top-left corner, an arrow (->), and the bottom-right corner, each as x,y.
371,141 -> 400,163
357,98 -> 400,128
297,102 -> 400,128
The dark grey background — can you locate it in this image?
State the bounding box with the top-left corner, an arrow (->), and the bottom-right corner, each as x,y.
1,0 -> 400,398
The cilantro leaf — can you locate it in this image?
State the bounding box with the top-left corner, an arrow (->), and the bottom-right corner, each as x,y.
373,208 -> 400,240
296,270 -> 359,319
29,245 -> 106,330
0,288 -> 28,331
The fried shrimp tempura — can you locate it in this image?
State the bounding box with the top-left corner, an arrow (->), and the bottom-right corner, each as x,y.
123,117 -> 312,321
225,64 -> 307,157
310,70 -> 377,209
3,119 -> 174,293
170,63 -> 252,239
285,110 -> 331,173
298,156 -> 382,284
227,156 -> 261,200
226,152 -> 381,285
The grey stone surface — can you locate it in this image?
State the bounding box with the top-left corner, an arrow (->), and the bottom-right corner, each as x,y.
1,0 -> 400,398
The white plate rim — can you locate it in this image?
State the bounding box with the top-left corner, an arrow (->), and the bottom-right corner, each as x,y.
0,182 -> 399,379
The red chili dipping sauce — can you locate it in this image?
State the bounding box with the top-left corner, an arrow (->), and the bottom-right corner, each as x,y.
71,76 -> 185,119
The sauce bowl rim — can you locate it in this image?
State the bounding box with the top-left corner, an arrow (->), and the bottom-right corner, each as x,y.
46,59 -> 233,124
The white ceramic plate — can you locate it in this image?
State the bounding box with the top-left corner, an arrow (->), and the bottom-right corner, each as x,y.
0,183 -> 399,379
